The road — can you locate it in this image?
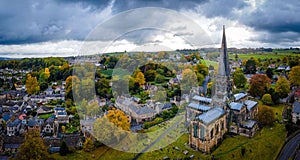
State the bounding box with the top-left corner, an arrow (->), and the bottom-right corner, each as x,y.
133,115 -> 184,160
278,133 -> 300,160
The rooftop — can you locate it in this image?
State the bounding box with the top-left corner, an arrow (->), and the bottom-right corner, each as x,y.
187,103 -> 211,111
195,107 -> 225,125
233,93 -> 247,101
229,102 -> 244,111
240,120 -> 257,128
136,106 -> 156,115
192,95 -> 212,104
244,100 -> 258,111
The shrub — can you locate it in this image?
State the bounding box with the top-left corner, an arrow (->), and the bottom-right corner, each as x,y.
262,94 -> 273,105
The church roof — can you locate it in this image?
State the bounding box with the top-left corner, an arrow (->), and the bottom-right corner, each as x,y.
192,95 -> 212,104
240,120 -> 257,129
229,102 -> 244,111
195,107 -> 225,125
188,103 -> 211,111
233,93 -> 247,101
244,100 -> 258,111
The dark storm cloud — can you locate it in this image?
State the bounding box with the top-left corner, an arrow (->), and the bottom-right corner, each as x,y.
238,0 -> 300,44
0,0 -> 112,44
194,0 -> 249,19
1,0 -> 300,46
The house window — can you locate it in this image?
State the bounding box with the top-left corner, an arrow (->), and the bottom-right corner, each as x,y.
210,129 -> 214,139
193,124 -> 198,138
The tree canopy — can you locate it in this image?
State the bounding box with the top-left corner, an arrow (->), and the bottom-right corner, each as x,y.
16,130 -> 49,160
249,74 -> 271,97
233,69 -> 247,88
289,66 -> 300,86
275,76 -> 290,98
26,74 -> 40,95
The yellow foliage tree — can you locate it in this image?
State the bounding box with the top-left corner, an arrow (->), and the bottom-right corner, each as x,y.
26,74 -> 40,95
44,68 -> 50,78
134,71 -> 145,86
289,66 -> 300,86
16,130 -> 49,160
106,109 -> 130,131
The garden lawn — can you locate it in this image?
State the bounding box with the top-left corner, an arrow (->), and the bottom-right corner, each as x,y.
212,123 -> 286,160
38,113 -> 53,119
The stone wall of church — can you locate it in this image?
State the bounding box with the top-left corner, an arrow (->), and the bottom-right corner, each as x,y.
189,114 -> 227,153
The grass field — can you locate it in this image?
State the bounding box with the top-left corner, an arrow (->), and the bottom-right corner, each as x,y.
228,52 -> 299,60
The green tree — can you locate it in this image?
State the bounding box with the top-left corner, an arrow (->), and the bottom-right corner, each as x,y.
266,68 -> 274,79
145,69 -> 156,82
153,90 -> 167,103
257,105 -> 275,126
96,78 -> 111,98
262,94 -> 273,105
233,69 -> 247,88
155,74 -> 165,84
289,66 -> 300,86
83,137 -> 95,152
16,130 -> 49,160
275,76 -> 290,98
245,59 -> 257,74
181,68 -> 197,93
26,74 -> 40,94
59,140 -> 69,156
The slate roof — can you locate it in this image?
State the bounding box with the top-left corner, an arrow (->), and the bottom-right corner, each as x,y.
4,144 -> 20,149
54,107 -> 65,111
188,103 -> 211,111
195,107 -> 225,125
240,120 -> 257,129
233,93 -> 247,101
7,118 -> 21,127
192,95 -> 212,104
162,103 -> 173,110
229,102 -> 244,111
3,112 -> 13,121
244,100 -> 258,111
27,119 -> 39,127
136,106 -> 156,115
57,112 -> 67,116
293,101 -> 300,113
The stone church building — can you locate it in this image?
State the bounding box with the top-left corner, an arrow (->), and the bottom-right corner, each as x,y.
189,26 -> 258,153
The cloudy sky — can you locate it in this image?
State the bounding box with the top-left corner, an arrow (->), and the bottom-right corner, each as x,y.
0,0 -> 300,58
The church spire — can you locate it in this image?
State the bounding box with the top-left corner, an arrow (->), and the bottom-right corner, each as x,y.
218,25 -> 230,77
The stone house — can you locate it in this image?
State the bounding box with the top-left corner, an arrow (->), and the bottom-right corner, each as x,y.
292,101 -> 300,124
7,118 -> 21,136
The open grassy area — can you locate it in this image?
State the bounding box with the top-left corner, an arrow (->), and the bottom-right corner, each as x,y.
51,103 -> 286,160
212,123 -> 286,160
228,52 -> 299,60
38,113 -> 53,119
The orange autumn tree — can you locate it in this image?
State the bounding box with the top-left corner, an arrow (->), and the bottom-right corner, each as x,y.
249,74 -> 271,97
106,109 -> 130,131
93,109 -> 130,145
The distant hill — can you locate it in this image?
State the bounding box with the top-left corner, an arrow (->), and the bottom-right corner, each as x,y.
0,57 -> 21,60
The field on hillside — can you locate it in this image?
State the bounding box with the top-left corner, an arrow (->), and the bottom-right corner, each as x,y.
228,52 -> 299,60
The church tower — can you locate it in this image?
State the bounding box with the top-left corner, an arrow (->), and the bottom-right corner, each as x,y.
211,25 -> 230,110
